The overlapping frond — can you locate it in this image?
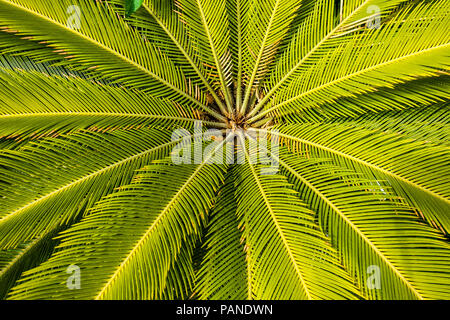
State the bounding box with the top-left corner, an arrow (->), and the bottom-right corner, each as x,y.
265,122 -> 450,234
278,148 -> 450,299
0,0 -> 226,120
0,128 -> 175,249
250,0 -> 450,122
0,30 -> 63,64
332,102 -> 450,146
284,75 -> 449,122
0,66 -> 220,140
0,54 -> 78,77
109,0 -> 229,114
7,144 -> 228,299
240,0 -> 300,114
0,228 -> 60,299
176,0 -> 234,113
195,170 -> 248,300
264,0 -> 338,96
232,134 -> 359,299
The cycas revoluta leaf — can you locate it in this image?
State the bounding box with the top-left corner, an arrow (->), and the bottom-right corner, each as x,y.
195,170 -> 248,300
0,129 -> 175,249
0,0 -> 448,300
7,141 -> 229,300
278,149 -> 450,299
269,122 -> 450,234
233,135 -> 360,299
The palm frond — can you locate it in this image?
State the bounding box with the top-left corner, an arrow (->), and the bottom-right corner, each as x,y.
109,0 -> 230,114
0,0 -> 225,120
0,227 -> 61,299
231,133 -> 360,299
7,140 -> 229,299
278,148 -> 450,299
0,128 -> 177,249
249,0 -> 449,122
0,30 -> 63,63
0,67 -> 224,140
175,0 -> 234,114
240,0 -> 300,114
261,122 -> 450,234
279,74 -> 450,122
195,170 -> 248,300
225,0 -> 250,111
331,102 -> 450,146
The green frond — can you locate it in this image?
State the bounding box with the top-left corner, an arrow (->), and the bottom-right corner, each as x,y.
0,66 -> 223,140
280,74 -> 450,122
0,30 -> 63,63
0,54 -> 77,77
0,227 -> 61,299
108,0 -> 229,114
332,102 -> 450,146
250,0 -> 449,122
263,0 -> 338,100
176,0 -> 234,113
0,138 -> 31,151
240,0 -> 300,114
7,146 -> 228,299
195,170 -> 248,300
0,128 -> 176,249
0,0 -> 226,120
225,0 -> 250,110
265,122 -> 450,234
231,134 -> 360,299
161,237 -> 198,300
278,148 -> 450,299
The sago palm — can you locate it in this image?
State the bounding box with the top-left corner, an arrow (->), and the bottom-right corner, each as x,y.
0,0 -> 449,300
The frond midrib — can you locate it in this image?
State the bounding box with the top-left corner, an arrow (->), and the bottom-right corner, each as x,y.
256,128 -> 450,206
239,133 -> 312,300
276,153 -> 424,300
94,134 -> 231,299
0,0 -> 226,121
251,42 -> 450,122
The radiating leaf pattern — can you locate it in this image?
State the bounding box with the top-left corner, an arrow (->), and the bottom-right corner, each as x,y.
0,0 -> 448,300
